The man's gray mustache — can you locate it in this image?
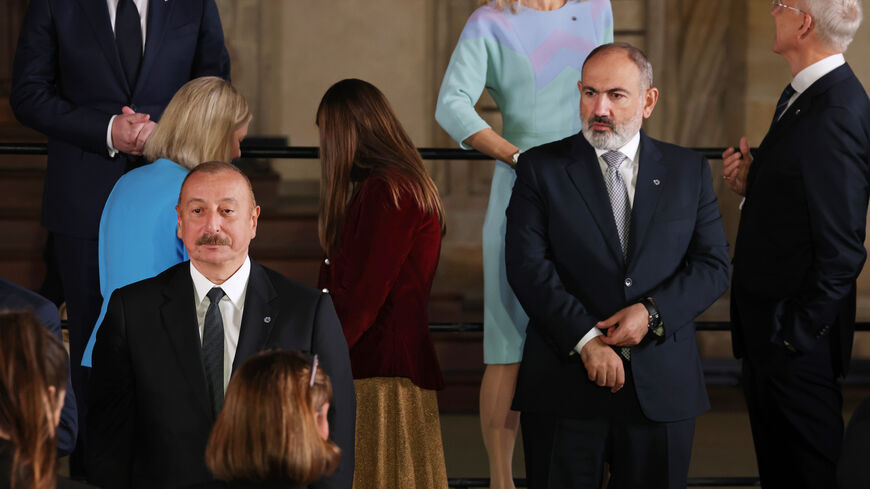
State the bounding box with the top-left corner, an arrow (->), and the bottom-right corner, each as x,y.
196,234 -> 231,246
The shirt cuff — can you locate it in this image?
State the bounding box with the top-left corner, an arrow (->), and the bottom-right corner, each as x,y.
572,327 -> 603,356
107,115 -> 118,157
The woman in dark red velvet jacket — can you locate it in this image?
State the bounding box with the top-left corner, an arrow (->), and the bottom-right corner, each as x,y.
315,78 -> 448,489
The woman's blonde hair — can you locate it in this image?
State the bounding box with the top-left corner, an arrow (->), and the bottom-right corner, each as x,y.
144,76 -> 251,169
205,350 -> 340,485
316,78 -> 445,256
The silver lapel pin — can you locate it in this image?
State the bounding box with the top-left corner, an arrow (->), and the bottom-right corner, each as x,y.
263,316 -> 271,324
653,179 -> 661,186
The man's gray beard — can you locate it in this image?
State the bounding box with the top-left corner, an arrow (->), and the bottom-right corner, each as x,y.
582,126 -> 631,151
581,111 -> 644,151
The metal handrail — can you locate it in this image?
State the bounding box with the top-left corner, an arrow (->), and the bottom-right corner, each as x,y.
430,321 -> 870,332
0,142 -> 732,161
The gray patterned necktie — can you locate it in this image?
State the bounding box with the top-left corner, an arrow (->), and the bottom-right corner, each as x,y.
602,151 -> 631,257
602,151 -> 632,361
202,287 -> 226,416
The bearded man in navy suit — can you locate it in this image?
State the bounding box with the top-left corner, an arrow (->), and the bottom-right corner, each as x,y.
722,1 -> 870,487
506,42 -> 730,489
9,0 -> 231,468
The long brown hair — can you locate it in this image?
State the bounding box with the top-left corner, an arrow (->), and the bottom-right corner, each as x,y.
205,350 -> 340,485
316,78 -> 445,256
144,76 -> 251,169
0,311 -> 68,489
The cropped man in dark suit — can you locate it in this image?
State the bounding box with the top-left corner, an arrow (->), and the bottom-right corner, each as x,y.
9,0 -> 231,458
86,162 -> 355,489
506,43 -> 730,489
722,1 -> 870,487
0,277 -> 78,456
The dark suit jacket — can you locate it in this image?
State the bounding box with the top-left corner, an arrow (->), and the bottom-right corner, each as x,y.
732,63 -> 870,375
86,261 -> 355,489
506,131 -> 730,423
10,0 -> 230,239
0,277 -> 77,456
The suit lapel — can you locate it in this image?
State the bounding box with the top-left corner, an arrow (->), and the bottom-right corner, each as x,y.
233,261 -> 278,372
78,0 -> 129,93
627,132 -> 667,266
564,134 -> 625,265
751,64 -> 854,192
160,263 -> 212,419
133,0 -> 174,96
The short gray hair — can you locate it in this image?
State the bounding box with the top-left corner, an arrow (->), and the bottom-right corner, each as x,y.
800,0 -> 863,52
582,42 -> 654,90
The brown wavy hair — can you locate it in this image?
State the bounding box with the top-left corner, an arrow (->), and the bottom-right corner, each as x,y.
0,311 -> 68,489
144,76 -> 251,169
205,350 -> 340,485
316,78 -> 445,256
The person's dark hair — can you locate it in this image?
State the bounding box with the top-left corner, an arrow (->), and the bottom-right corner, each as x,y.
316,78 -> 446,256
177,160 -> 257,209
0,311 -> 68,489
583,42 -> 654,90
205,350 -> 340,485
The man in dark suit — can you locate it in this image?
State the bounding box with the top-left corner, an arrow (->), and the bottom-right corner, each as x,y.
0,277 -> 78,456
722,1 -> 870,487
505,43 -> 730,489
86,162 -> 355,489
9,0 -> 231,457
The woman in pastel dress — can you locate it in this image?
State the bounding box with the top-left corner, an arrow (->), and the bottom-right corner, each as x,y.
435,1 -> 612,487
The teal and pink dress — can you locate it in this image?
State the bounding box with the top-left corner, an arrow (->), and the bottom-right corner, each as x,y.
435,0 -> 612,364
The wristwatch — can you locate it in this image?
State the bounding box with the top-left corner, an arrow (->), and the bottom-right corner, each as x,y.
641,298 -> 663,336
511,150 -> 521,166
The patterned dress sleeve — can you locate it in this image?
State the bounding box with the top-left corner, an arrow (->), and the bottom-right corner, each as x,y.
435,8 -> 494,149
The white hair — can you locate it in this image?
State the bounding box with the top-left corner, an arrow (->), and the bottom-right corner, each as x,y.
800,0 -> 863,52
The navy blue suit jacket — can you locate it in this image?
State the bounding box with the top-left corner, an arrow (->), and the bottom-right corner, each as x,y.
87,260 -> 355,489
732,63 -> 870,375
0,277 -> 78,456
10,0 -> 230,239
506,131 -> 730,423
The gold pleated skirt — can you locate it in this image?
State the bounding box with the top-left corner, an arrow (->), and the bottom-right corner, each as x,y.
352,377 -> 449,489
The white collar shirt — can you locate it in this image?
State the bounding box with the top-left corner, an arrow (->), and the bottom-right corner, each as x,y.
782,53 -> 845,116
106,0 -> 149,50
190,256 -> 251,392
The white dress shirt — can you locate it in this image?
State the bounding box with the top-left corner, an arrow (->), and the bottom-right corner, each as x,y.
573,131 -> 642,355
106,0 -> 150,156
780,53 -> 845,120
190,256 -> 251,392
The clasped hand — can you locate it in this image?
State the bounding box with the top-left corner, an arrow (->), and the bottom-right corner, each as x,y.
579,303 -> 649,393
111,105 -> 157,155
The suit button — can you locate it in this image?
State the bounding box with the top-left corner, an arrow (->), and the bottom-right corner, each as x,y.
624,278 -> 633,287
321,288 -> 329,294
324,258 -> 331,265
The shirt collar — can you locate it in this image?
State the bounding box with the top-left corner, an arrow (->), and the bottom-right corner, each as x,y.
594,131 -> 641,162
190,256 -> 251,309
791,53 -> 845,93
